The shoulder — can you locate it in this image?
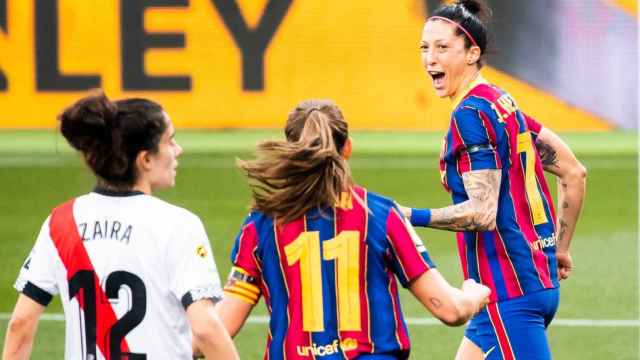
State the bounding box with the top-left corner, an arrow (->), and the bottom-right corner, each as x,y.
142,195 -> 205,228
364,189 -> 396,217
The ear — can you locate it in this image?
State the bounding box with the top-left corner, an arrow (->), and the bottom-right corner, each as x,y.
342,137 -> 353,160
467,46 -> 481,65
135,150 -> 153,173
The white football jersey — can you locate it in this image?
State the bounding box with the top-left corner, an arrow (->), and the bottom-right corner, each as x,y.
14,190 -> 223,360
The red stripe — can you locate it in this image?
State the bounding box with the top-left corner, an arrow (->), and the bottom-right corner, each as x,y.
505,121 -> 553,288
476,233 -> 498,303
486,303 -> 515,360
451,118 -> 471,173
335,187 -> 372,358
274,218 -> 310,359
235,222 -> 261,277
493,231 -> 523,298
456,233 -> 469,280
477,110 -> 502,168
387,273 -> 410,350
386,208 -> 430,281
49,199 -> 130,360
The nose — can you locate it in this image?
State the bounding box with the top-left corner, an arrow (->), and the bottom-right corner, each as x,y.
175,142 -> 183,157
423,47 -> 437,67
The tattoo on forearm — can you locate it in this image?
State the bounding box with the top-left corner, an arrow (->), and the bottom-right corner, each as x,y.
562,201 -> 569,209
429,170 -> 501,232
557,219 -> 568,243
535,140 -> 559,168
429,297 -> 442,309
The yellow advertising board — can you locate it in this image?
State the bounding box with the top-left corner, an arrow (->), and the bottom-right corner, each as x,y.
0,0 -> 613,130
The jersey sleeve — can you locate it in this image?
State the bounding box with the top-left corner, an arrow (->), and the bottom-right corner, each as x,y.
523,112 -> 543,141
385,207 -> 436,287
451,106 -> 501,173
168,213 -> 223,309
223,214 -> 262,305
14,216 -> 58,306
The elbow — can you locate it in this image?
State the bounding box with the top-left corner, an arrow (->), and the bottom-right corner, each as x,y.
565,162 -> 587,183
437,308 -> 468,327
470,210 -> 497,232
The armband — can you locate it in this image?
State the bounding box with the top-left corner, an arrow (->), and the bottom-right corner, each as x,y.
223,267 -> 261,305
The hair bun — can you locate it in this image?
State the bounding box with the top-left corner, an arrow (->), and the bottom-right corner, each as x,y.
59,90 -> 117,153
457,0 -> 491,21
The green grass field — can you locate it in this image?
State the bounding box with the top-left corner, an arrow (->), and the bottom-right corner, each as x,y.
0,130 -> 637,359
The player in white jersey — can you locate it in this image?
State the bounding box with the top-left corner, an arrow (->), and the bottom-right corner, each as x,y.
2,91 -> 239,360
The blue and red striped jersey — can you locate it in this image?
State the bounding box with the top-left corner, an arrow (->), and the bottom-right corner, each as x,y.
439,76 -> 559,303
225,186 -> 435,359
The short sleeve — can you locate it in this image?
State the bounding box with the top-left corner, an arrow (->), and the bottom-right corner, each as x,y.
168,213 -> 223,309
451,106 -> 501,173
385,207 -> 435,287
14,216 -> 58,306
524,112 -> 543,140
224,214 -> 262,305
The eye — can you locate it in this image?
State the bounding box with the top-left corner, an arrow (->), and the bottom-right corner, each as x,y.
420,44 -> 428,51
437,44 -> 448,51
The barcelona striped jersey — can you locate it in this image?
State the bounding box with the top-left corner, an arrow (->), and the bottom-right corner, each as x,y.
224,186 -> 436,359
440,75 -> 559,304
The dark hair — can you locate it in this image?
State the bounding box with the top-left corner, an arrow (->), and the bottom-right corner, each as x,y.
237,99 -> 352,224
59,90 -> 167,189
431,0 -> 492,67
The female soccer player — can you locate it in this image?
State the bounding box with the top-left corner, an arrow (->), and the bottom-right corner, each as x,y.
214,99 -> 491,359
404,1 -> 587,359
2,91 -> 239,359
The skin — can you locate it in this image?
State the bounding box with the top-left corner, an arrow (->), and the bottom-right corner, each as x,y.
3,113 -> 239,360
215,137 -> 491,341
420,19 -> 481,99
134,113 -> 183,194
407,18 -> 587,360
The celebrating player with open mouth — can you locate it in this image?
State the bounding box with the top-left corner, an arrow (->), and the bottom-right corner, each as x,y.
214,99 -> 490,359
2,91 -> 239,360
402,1 -> 587,359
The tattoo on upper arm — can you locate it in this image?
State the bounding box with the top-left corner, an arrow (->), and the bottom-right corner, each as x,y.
429,170 -> 501,232
429,297 -> 442,309
535,139 -> 559,168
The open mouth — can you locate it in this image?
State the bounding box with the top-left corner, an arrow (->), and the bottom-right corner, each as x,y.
429,71 -> 445,88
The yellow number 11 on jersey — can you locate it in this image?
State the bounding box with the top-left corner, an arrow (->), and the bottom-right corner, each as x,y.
284,230 -> 361,332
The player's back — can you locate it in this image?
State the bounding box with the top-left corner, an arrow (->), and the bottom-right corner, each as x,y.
15,190 -> 221,359
228,186 -> 434,359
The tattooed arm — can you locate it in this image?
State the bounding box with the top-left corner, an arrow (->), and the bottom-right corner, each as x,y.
409,269 -> 490,326
535,127 -> 587,280
412,169 -> 500,232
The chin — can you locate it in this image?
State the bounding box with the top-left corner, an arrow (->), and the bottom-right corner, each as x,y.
434,89 -> 448,98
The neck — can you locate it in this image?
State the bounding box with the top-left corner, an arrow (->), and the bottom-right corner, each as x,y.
131,178 -> 152,195
449,68 -> 480,101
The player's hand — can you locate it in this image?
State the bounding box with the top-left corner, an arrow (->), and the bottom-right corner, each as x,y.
556,251 -> 573,280
462,279 -> 491,313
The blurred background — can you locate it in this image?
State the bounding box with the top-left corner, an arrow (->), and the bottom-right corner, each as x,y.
0,0 -> 638,358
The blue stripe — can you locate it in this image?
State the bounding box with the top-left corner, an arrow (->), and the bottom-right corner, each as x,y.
366,193 -> 405,354
464,232 -> 479,281
254,216 -> 288,359
482,232 -> 509,300
306,209 -> 345,359
496,179 -> 545,293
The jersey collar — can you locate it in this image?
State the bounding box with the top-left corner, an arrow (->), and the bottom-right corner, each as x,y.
93,186 -> 145,197
451,73 -> 489,110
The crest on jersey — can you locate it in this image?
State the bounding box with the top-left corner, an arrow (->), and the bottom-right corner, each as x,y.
196,244 -> 208,258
